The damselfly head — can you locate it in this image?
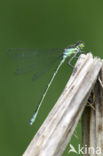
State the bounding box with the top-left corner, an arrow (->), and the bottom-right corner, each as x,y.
76,41 -> 85,49
65,41 -> 85,50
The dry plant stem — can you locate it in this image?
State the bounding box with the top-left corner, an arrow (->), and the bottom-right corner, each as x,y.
23,53 -> 102,156
95,64 -> 103,155
82,106 -> 93,156
82,102 -> 96,156
82,61 -> 103,156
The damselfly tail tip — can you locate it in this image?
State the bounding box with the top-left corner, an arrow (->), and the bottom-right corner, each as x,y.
29,113 -> 37,125
29,119 -> 33,125
29,117 -> 35,125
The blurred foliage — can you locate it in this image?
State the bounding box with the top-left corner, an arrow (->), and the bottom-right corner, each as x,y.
0,0 -> 103,155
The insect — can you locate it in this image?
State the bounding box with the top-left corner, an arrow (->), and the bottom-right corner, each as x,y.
7,41 -> 85,125
30,41 -> 85,125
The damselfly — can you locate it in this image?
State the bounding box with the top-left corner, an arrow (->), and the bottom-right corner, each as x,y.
7,41 -> 85,125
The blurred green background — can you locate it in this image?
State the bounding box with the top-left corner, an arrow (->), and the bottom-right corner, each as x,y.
0,0 -> 103,155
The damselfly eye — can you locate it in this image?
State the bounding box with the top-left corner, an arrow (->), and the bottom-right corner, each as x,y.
76,41 -> 85,49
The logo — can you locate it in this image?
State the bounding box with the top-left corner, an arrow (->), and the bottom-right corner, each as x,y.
68,144 -> 101,155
